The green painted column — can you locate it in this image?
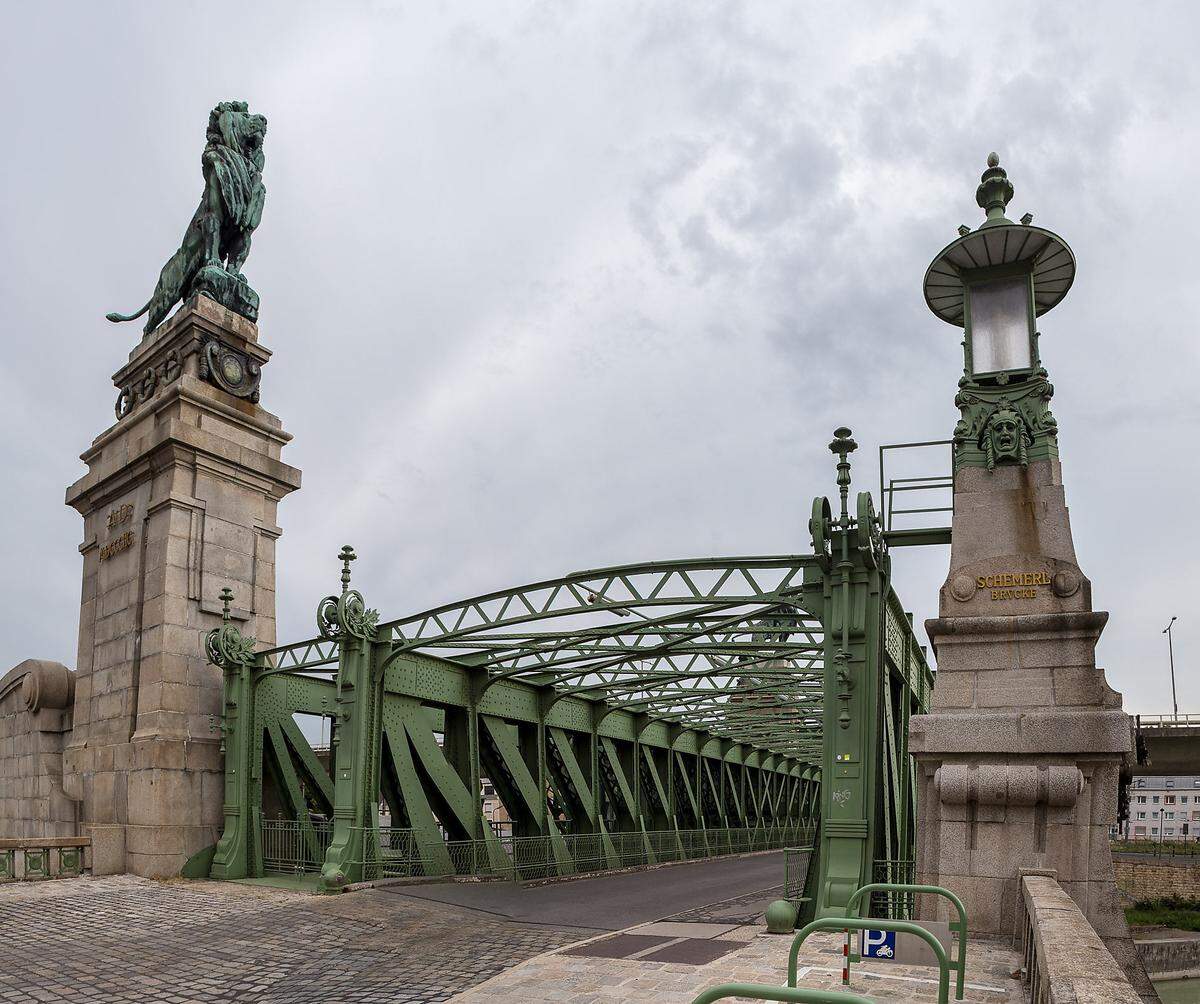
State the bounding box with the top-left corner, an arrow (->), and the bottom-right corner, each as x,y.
207,588 -> 258,880
315,546 -> 382,892
809,430 -> 889,918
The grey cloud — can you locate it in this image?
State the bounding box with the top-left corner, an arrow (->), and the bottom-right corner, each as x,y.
1,0 -> 1197,720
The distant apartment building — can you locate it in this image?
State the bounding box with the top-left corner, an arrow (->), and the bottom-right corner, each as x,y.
1114,775 -> 1200,841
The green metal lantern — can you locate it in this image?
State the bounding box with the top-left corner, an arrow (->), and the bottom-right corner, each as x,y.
926,154 -> 1075,472
924,153 -> 1075,380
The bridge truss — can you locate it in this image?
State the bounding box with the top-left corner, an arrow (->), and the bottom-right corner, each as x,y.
204,434 -> 933,917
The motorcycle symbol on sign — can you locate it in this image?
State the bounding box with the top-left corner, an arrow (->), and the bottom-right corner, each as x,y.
861,929 -> 897,959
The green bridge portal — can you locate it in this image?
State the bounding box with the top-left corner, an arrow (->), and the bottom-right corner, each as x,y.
203,429 -> 933,918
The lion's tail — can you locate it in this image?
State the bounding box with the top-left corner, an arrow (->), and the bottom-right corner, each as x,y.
105,298 -> 153,324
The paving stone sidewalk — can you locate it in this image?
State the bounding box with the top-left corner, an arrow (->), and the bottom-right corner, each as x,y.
451,925 -> 1026,1003
0,875 -> 591,1003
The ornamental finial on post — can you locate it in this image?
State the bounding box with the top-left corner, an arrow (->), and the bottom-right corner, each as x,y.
219,586 -> 234,623
976,151 -> 1014,225
828,426 -> 857,520
204,587 -> 257,670
338,545 -> 357,595
317,544 -> 379,641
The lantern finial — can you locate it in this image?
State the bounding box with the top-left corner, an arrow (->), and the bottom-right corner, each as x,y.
976,152 -> 1014,227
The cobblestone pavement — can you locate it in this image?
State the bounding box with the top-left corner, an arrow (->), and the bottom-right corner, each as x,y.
452,926 -> 1027,1003
663,885 -> 779,925
0,876 -> 592,1003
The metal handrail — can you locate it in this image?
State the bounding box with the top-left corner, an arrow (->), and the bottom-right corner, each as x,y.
878,439 -> 954,533
692,986 -> 872,1004
787,917 -> 951,1004
845,882 -> 967,1000
1137,713 -> 1200,728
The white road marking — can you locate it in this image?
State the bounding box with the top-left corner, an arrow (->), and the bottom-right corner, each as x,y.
804,964 -> 1008,993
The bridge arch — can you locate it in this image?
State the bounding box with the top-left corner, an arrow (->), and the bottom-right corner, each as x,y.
203,443 -> 932,918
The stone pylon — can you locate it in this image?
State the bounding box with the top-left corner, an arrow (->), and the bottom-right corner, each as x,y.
909,156 -> 1151,997
62,295 -> 300,876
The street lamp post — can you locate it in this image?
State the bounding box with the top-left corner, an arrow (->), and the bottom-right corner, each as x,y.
1164,616 -> 1178,719
924,153 -> 1075,474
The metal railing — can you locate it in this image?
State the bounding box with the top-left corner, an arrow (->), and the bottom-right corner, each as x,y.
351,823 -> 812,883
261,818 -> 334,874
878,440 -> 954,534
871,858 -> 916,917
1136,714 -> 1200,729
784,846 -> 813,902
1110,838 -> 1200,859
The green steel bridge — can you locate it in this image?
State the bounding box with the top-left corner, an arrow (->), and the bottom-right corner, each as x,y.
201,429 -> 934,919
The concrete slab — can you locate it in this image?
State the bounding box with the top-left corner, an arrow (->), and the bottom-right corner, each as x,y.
631,921 -> 739,939
561,934 -> 672,959
638,938 -> 742,964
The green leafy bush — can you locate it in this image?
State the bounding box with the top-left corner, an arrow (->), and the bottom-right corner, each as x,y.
1127,897 -> 1200,931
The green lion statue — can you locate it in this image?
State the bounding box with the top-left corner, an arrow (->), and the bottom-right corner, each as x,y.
107,100 -> 267,335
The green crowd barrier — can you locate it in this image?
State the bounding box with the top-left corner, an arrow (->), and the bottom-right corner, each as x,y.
845,882 -> 967,1000
787,917 -> 951,1004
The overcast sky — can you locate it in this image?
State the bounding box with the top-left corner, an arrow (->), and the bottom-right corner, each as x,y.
2,2 -> 1196,715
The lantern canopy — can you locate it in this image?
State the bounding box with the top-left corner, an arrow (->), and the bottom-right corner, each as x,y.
923,154 -> 1075,379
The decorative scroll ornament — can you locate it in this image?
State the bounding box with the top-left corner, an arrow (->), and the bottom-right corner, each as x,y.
809,496 -> 832,569
317,545 -> 379,641
952,368 -> 1058,472
204,587 -> 257,671
200,338 -> 261,402
855,492 -> 884,570
115,348 -> 182,419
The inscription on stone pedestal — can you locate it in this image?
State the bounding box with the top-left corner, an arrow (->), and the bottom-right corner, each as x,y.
99,531 -> 134,561
106,504 -> 133,529
978,570 -> 1050,601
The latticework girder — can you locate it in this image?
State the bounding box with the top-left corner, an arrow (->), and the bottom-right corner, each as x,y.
382,556 -> 825,756
206,440 -> 934,916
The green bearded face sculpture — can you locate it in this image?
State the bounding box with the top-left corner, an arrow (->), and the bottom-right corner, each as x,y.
983,407 -> 1028,471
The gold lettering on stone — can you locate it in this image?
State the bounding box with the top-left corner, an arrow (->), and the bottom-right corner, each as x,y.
106,503 -> 134,529
99,531 -> 135,561
975,569 -> 1050,601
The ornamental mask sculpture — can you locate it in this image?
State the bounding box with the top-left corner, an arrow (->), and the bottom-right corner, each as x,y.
107,101 -> 267,336
983,406 -> 1029,471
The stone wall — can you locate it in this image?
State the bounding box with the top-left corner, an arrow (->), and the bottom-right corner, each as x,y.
1018,871 -> 1142,1004
1115,857 -> 1200,901
0,661 -> 78,839
1134,936 -> 1200,977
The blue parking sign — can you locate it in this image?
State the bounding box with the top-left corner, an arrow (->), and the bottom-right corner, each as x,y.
861,929 -> 896,959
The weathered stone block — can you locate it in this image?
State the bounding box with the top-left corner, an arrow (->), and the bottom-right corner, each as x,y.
87,823 -> 126,875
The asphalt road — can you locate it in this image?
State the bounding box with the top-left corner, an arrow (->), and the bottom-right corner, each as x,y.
383,850 -> 785,931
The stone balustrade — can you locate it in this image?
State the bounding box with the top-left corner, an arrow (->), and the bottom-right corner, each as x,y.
1018,872 -> 1141,1004
0,835 -> 90,880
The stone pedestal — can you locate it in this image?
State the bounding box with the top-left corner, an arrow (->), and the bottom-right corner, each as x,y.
62,295 -> 300,877
910,459 -> 1150,996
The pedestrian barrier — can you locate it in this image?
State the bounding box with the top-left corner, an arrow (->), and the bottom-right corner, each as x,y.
844,881 -> 967,1000
691,985 -> 873,1004
0,836 -> 90,880
787,917 -> 951,1004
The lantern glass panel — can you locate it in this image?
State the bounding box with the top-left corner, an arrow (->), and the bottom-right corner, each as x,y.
969,275 -> 1031,374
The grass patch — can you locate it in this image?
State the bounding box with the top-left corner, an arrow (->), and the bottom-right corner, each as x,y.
1127,896 -> 1200,931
